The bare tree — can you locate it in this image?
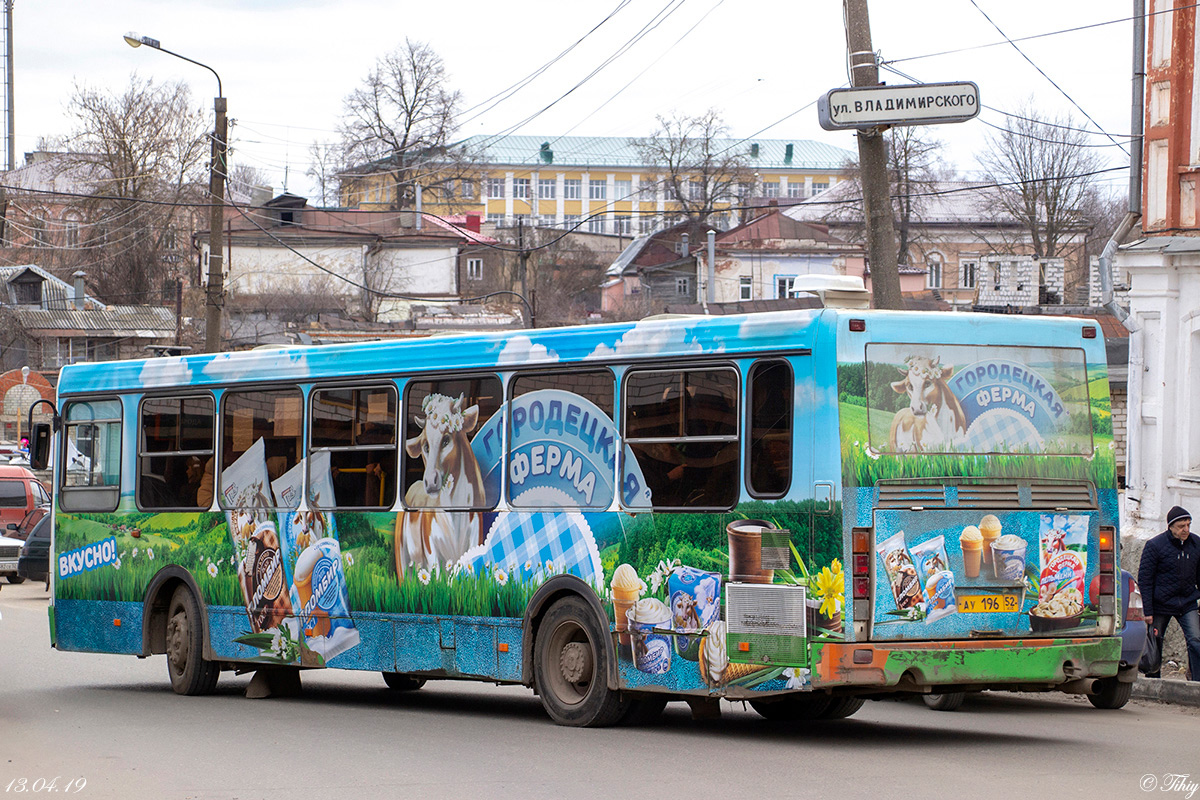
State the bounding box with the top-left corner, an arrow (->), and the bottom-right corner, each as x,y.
225,163 -> 273,203
631,109 -> 748,226
977,104 -> 1102,260
836,127 -> 948,267
64,75 -> 210,302
306,140 -> 344,207
338,39 -> 474,211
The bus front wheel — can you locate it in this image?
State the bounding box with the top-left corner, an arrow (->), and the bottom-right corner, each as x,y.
382,672 -> 426,691
165,586 -> 219,696
534,596 -> 627,727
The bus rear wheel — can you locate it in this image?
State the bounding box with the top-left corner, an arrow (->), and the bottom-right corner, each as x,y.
1087,677 -> 1132,709
534,596 -> 627,727
165,586 -> 219,696
751,694 -> 864,721
922,691 -> 965,711
382,672 -> 427,691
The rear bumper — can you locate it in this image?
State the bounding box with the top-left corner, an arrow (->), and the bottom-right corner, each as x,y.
811,637 -> 1122,690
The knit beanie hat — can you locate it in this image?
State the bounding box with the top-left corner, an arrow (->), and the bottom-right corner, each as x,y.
1167,505 -> 1192,526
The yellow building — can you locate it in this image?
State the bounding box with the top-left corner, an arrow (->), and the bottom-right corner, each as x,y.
340,135 -> 852,234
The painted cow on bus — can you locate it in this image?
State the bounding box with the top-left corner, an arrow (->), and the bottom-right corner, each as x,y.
889,355 -> 967,452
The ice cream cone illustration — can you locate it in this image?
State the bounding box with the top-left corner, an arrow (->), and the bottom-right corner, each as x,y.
960,525 -> 983,579
611,564 -> 646,647
979,514 -> 1002,567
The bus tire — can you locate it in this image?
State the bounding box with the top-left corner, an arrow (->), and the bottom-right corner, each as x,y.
820,696 -> 865,719
620,694 -> 669,726
1087,677 -> 1132,710
382,672 -> 426,691
534,595 -> 627,727
922,691 -> 965,712
7,574 -> 25,584
165,585 -> 219,696
750,693 -> 833,720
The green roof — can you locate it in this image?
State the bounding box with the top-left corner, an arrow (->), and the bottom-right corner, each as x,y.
453,135 -> 852,171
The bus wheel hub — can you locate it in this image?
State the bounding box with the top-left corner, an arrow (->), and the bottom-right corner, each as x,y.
560,642 -> 591,683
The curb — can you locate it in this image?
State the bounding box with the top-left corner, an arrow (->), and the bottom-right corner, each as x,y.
1132,677 -> 1200,707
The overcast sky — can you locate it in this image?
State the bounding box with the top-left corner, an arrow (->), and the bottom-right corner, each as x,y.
10,0 -> 1138,200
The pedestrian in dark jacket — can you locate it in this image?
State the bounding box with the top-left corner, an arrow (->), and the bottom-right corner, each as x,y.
1138,505 -> 1200,680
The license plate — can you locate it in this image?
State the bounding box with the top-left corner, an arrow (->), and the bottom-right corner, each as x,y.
958,594 -> 1020,614
0,560 -> 19,572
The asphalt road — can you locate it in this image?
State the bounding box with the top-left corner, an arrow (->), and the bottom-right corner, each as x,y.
2,581 -> 1197,800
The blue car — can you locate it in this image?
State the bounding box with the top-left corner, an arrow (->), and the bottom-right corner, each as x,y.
923,570 -> 1145,711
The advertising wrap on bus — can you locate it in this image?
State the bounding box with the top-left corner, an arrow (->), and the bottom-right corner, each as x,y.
41,309 -> 1126,725
837,340 -> 1115,642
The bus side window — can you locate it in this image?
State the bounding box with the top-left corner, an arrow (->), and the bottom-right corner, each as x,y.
624,367 -> 739,510
402,376 -> 502,510
220,388 -> 303,508
508,369 -> 615,508
747,360 -> 793,498
138,396 -> 215,510
60,398 -> 123,512
309,386 -> 398,510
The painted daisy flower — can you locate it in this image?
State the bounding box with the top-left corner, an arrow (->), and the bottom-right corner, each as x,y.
148,548 -> 155,561
113,558 -> 122,571
418,568 -> 431,585
132,548 -> 139,558
207,562 -> 218,578
783,667 -> 806,690
495,568 -> 509,586
269,629 -> 286,659
344,552 -> 355,567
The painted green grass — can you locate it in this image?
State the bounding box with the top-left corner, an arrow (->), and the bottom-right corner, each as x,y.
346,559 -> 541,618
55,512 -> 242,607
839,402 -> 1116,487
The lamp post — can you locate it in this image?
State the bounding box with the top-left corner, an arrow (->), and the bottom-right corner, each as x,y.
124,33 -> 226,353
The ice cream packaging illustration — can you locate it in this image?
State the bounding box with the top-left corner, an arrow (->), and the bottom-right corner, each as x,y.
667,565 -> 721,660
876,531 -> 925,611
910,535 -> 957,622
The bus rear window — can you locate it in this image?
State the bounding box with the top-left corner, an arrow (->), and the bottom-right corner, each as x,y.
857,343 -> 1093,455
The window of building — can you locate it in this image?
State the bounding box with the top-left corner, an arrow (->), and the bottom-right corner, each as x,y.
60,398 -> 122,512
926,253 -> 943,289
512,178 -> 530,200
588,217 -> 606,234
65,220 -> 81,249
776,276 -> 796,299
507,370 -> 614,508
537,214 -> 556,228
688,180 -> 703,201
614,215 -> 631,235
993,263 -> 1003,291
614,179 -> 632,200
812,181 -> 829,193
638,182 -> 656,201
459,180 -> 476,199
623,368 -> 739,510
220,388 -> 304,507
138,396 -> 215,510
676,276 -> 691,296
14,279 -> 40,305
513,214 -> 531,228
30,214 -> 48,247
961,260 -> 977,289
538,178 -> 556,199
51,337 -> 89,367
309,386 -> 398,509
747,360 -> 792,497
467,258 -> 483,281
564,179 -> 582,200
403,376 -> 502,510
762,181 -> 780,198
487,178 -> 505,199
563,214 -> 581,230
589,179 -> 607,200
486,213 -> 505,227
740,276 -> 753,301
786,183 -> 805,198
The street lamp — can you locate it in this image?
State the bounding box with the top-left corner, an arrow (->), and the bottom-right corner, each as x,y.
124,32 -> 227,353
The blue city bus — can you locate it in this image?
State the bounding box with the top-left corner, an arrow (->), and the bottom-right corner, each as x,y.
33,308 -> 1130,725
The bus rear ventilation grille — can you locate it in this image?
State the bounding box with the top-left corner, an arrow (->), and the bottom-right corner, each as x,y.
956,483 -> 1023,508
1027,483 -> 1096,509
877,485 -> 946,507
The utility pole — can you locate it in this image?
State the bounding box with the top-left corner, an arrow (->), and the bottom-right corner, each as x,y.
5,0 -> 14,173
843,0 -> 903,310
517,218 -> 533,329
205,97 -> 227,352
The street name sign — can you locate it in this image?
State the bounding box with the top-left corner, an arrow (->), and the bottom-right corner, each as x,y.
817,82 -> 980,131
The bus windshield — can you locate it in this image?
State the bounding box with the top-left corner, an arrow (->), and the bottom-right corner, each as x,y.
859,343 -> 1093,455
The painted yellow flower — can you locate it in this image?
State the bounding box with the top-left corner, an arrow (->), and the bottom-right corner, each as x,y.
814,564 -> 844,618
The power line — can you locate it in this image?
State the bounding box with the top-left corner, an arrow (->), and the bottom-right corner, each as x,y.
966,0 -> 1128,155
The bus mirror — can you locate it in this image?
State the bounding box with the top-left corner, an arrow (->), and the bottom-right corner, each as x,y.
30,422 -> 51,471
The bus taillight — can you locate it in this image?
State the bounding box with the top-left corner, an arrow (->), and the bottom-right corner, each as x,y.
851,527 -> 872,620
1098,525 -> 1116,596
